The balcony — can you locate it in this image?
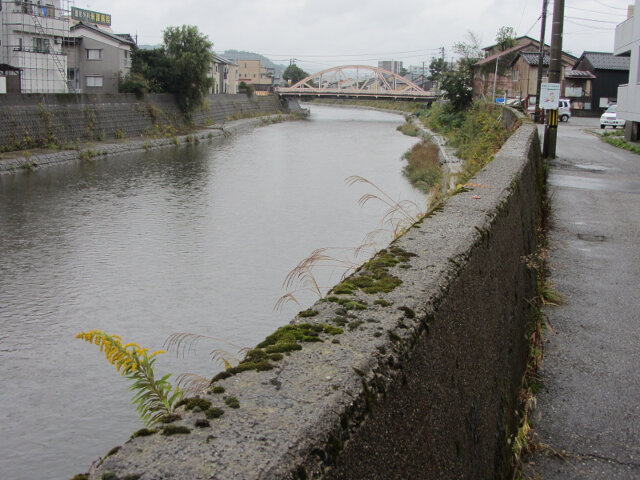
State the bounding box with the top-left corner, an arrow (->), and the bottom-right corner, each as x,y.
615,16 -> 634,55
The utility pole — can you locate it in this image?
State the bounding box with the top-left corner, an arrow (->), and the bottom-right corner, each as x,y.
543,0 -> 564,158
534,0 -> 548,123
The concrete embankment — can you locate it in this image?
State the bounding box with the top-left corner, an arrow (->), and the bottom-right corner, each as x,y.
0,94 -> 301,174
0,114 -> 298,174
0,93 -> 286,161
86,115 -> 543,479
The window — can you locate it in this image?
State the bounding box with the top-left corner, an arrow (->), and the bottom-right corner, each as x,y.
86,49 -> 103,60
512,69 -> 518,82
86,76 -> 103,87
33,37 -> 48,53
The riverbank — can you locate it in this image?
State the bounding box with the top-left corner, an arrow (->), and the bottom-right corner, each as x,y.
0,105 -> 424,480
85,112 -> 543,480
0,113 -> 304,175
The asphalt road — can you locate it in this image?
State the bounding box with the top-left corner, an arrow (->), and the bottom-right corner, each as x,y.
523,118 -> 640,478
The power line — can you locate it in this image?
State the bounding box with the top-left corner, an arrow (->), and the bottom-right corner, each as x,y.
260,48 -> 442,58
565,19 -> 615,30
565,15 -> 620,24
593,0 -> 628,10
523,15 -> 542,37
566,5 -> 626,17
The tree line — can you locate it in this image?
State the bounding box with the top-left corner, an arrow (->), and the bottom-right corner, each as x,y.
120,25 -> 214,113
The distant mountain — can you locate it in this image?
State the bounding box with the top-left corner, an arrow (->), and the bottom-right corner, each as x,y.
222,50 -> 286,81
137,44 -> 162,51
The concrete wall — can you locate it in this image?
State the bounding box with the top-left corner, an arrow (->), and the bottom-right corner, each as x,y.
0,93 -> 284,151
85,119 -> 543,480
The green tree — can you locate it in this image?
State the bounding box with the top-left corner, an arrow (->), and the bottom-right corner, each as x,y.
128,47 -> 174,93
495,26 -> 516,51
441,59 -> 474,112
163,25 -> 214,112
282,63 -> 309,85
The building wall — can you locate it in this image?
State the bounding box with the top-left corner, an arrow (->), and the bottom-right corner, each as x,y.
592,70 -> 628,108
238,59 -> 261,84
238,59 -> 273,86
378,60 -> 403,74
0,0 -> 69,93
615,0 -> 640,126
65,28 -> 132,94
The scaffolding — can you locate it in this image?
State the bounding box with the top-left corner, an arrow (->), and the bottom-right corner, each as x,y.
0,0 -> 74,93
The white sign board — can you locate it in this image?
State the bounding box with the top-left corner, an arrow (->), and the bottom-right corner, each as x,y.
565,86 -> 583,97
540,83 -> 561,109
0,77 -> 6,95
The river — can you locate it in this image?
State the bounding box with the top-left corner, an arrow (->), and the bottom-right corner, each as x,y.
0,104 -> 425,479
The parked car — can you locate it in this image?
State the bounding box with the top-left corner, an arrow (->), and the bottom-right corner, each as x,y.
527,98 -> 571,122
558,99 -> 571,122
600,104 -> 626,129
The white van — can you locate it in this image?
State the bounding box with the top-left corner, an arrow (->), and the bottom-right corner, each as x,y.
558,99 -> 571,122
528,98 -> 571,122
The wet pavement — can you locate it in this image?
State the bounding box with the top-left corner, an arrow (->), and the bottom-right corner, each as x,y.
524,117 -> 640,478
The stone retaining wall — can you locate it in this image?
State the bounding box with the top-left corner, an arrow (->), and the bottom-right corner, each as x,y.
85,120 -> 542,480
0,93 -> 284,151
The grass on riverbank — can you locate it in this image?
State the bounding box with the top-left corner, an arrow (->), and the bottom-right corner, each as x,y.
402,139 -> 442,194
396,120 -> 421,137
601,129 -> 640,155
424,102 -> 517,184
308,98 -> 430,116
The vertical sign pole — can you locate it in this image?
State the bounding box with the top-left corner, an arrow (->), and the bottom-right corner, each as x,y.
535,0 -> 549,123
543,0 -> 565,159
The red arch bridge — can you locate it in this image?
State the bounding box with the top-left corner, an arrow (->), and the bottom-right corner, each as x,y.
276,65 -> 437,102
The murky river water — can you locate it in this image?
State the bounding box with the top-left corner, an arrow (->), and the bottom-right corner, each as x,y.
0,105 -> 425,479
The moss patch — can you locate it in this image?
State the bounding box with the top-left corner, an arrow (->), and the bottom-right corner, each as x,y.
162,425 -> 191,436
177,397 -> 212,411
398,306 -> 416,319
225,396 -> 240,409
210,323 -> 343,384
131,428 -> 157,439
331,247 -> 416,296
205,407 -> 225,419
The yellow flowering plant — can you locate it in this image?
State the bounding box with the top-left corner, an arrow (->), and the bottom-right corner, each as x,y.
76,330 -> 183,426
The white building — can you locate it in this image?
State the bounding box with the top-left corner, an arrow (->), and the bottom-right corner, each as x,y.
614,2 -> 640,139
0,0 -> 71,93
211,54 -> 239,94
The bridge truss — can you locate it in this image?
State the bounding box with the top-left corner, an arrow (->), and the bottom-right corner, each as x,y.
276,65 -> 435,101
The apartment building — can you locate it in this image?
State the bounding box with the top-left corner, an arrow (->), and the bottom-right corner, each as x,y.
64,21 -> 134,94
0,0 -> 71,93
211,54 -> 238,94
378,60 -> 403,74
237,59 -> 273,95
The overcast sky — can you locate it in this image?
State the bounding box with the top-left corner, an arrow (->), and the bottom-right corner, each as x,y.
82,0 -> 630,71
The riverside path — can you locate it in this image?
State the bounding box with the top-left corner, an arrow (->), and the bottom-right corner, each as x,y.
524,118 -> 640,478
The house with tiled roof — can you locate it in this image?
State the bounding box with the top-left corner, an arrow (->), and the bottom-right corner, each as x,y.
473,39 -> 540,100
473,36 -> 577,107
508,51 -> 577,110
572,51 -> 630,111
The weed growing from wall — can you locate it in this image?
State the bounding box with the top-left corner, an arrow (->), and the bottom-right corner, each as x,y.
76,330 -> 183,426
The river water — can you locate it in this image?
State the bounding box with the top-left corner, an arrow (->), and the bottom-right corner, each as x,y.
0,104 -> 425,479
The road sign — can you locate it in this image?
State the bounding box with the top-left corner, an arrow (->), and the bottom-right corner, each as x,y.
540,83 -> 561,109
